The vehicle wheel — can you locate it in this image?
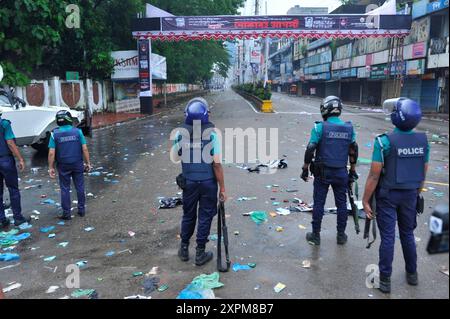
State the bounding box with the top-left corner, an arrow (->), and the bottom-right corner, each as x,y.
31,132 -> 50,153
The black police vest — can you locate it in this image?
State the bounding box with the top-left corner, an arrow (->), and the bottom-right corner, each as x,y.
180,122 -> 215,181
0,120 -> 13,157
53,128 -> 83,164
380,132 -> 427,190
316,121 -> 353,168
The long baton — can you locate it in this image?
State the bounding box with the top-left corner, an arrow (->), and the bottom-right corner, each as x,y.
217,201 -> 230,272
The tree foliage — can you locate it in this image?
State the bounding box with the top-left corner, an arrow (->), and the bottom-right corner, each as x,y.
0,0 -> 243,86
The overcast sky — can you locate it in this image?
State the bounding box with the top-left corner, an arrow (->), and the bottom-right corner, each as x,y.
239,0 -> 343,15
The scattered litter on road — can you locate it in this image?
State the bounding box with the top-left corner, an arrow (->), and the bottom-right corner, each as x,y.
76,261 -> 88,268
128,231 -> 136,237
298,224 -> 307,230
18,222 -> 32,230
274,282 -> 286,293
146,267 -> 159,276
88,172 -> 101,177
276,208 -> 291,216
58,242 -> 69,248
249,211 -> 268,224
57,221 -> 65,226
158,197 -> 182,209
124,295 -> 152,299
0,263 -> 20,271
232,263 -> 252,272
269,212 -> 277,218
46,286 -> 59,294
237,197 -> 257,201
177,272 -> 223,299
133,271 -> 144,277
302,260 -> 311,268
40,226 -> 55,233
234,231 -> 240,236
48,233 -> 56,239
276,226 -> 284,232
71,289 -> 98,299
440,266 -> 449,277
143,277 -> 160,293
43,256 -> 56,262
105,251 -> 115,257
42,199 -> 56,205
2,282 -> 21,293
84,227 -> 95,232
158,284 -> 169,292
0,253 -> 20,261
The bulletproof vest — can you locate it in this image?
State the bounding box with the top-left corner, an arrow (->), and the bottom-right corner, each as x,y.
380,132 -> 427,190
54,127 -> 83,164
0,119 -> 13,157
316,121 -> 353,168
180,122 -> 215,181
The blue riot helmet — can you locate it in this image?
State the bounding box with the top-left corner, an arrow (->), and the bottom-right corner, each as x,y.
383,97 -> 422,131
56,110 -> 73,126
185,97 -> 209,125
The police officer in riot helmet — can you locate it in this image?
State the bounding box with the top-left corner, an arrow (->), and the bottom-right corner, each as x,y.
173,98 -> 227,266
48,110 -> 91,220
301,96 -> 359,246
362,98 -> 429,294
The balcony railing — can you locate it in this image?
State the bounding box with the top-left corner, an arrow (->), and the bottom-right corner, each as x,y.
430,37 -> 449,55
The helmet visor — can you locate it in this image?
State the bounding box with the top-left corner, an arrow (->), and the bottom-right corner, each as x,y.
382,98 -> 401,115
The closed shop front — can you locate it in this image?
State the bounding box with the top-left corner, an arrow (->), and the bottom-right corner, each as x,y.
420,79 -> 439,111
341,81 -> 360,102
325,81 -> 339,97
401,78 -> 422,104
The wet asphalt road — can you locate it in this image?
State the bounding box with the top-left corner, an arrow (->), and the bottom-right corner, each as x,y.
1,90 -> 448,299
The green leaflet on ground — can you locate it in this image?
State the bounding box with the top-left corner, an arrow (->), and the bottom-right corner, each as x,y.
71,289 -> 96,298
191,272 -> 224,290
0,229 -> 19,238
250,211 -> 268,224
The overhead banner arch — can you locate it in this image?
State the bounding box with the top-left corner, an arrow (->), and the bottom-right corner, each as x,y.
132,14 -> 412,41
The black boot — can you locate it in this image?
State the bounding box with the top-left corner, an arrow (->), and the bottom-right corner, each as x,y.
195,246 -> 213,266
337,232 -> 348,245
14,216 -> 31,227
406,272 -> 418,286
178,243 -> 189,262
1,218 -> 10,229
306,232 -> 321,246
379,275 -> 391,294
59,213 -> 72,221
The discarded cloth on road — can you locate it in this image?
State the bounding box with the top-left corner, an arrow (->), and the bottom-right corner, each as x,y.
71,289 -> 98,299
143,277 -> 160,294
0,253 -> 20,261
232,263 -> 252,272
247,159 -> 288,173
177,272 -> 223,299
158,197 -> 182,209
249,211 -> 268,224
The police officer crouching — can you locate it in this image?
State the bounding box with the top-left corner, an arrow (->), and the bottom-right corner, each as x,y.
173,98 -> 227,266
0,110 -> 31,228
48,110 -> 92,220
362,98 -> 429,294
301,96 -> 359,246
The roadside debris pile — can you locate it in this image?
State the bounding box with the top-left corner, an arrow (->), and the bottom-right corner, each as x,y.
158,197 -> 183,209
177,272 -> 223,299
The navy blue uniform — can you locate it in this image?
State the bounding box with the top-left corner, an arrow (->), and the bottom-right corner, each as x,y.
375,132 -> 428,278
177,122 -> 218,247
50,126 -> 86,216
311,119 -> 354,234
0,119 -> 23,222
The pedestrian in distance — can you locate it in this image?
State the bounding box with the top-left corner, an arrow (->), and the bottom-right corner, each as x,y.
0,109 -> 31,228
48,110 -> 92,220
362,98 -> 429,294
301,96 -> 359,246
172,97 -> 227,266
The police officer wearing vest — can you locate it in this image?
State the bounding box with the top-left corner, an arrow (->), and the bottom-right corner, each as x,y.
173,98 -> 226,266
48,110 -> 91,220
363,98 -> 429,294
301,96 -> 359,246
0,110 -> 31,228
